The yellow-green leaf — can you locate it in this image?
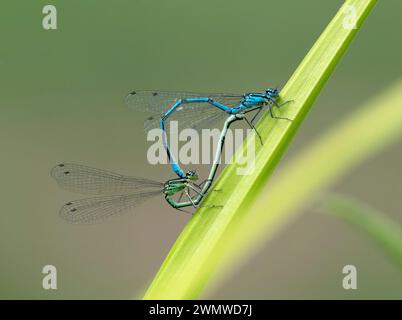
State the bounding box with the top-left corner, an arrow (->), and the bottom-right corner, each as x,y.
143,0 -> 378,299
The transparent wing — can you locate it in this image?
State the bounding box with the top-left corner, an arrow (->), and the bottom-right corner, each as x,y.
51,163 -> 163,195
60,192 -> 161,224
144,103 -> 230,134
125,90 -> 243,140
178,105 -> 231,132
125,90 -> 242,114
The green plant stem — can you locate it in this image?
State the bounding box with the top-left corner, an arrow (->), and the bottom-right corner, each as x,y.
143,0 -> 377,299
319,193 -> 402,268
208,79 -> 402,295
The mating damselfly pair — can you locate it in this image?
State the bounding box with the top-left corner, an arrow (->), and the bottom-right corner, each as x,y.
51,88 -> 291,223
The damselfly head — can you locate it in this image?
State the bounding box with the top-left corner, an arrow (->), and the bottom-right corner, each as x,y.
265,87 -> 279,98
186,170 -> 199,181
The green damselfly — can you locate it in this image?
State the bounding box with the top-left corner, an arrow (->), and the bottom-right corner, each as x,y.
51,114 -> 244,223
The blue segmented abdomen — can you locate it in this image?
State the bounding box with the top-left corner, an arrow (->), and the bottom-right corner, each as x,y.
172,163 -> 185,178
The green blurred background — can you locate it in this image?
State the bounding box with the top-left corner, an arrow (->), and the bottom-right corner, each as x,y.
1,0 -> 401,299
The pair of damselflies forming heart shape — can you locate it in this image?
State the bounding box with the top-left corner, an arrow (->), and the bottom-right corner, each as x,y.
52,88 -> 291,223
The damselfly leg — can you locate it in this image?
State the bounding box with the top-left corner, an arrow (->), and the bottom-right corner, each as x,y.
268,99 -> 293,121
243,116 -> 263,145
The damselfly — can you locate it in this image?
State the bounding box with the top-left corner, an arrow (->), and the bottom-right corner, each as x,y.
51,163 -> 206,224
125,88 -> 292,178
51,115 -> 244,223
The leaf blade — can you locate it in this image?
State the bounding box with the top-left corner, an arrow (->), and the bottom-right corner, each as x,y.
319,193 -> 402,268
143,0 -> 378,299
